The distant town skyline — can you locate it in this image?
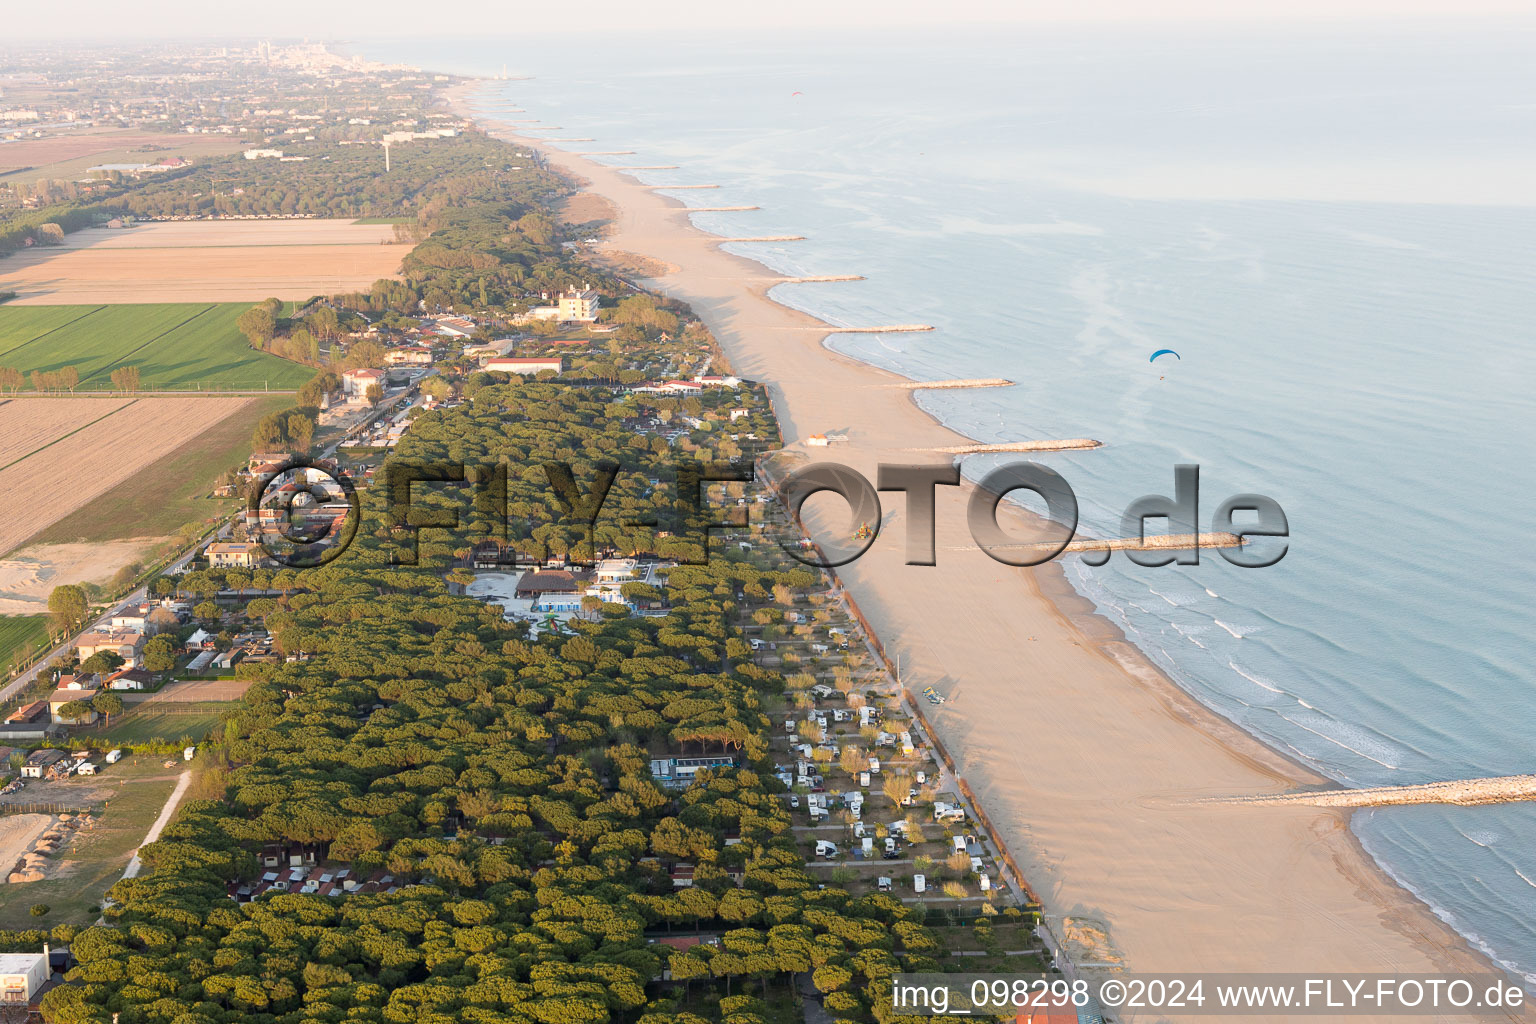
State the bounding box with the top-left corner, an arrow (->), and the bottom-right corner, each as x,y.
3,0 -> 1534,40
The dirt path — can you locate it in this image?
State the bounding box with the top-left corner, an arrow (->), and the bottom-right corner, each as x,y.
121,770 -> 190,880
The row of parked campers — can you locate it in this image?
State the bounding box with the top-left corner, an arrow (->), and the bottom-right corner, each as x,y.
816,836 -> 900,859
906,873 -> 990,893
787,705 -> 885,732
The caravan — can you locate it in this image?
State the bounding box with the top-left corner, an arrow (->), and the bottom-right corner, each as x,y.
934,801 -> 966,824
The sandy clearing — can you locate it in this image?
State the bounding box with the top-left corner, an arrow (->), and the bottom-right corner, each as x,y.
557,192 -> 618,227
0,397 -> 133,468
0,220 -> 409,305
124,678 -> 251,704
0,537 -> 167,614
0,814 -> 53,880
457,85 -> 1531,1021
0,396 -> 255,556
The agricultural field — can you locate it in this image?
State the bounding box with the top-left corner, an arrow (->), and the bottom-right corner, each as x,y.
0,395 -> 259,555
0,130 -> 239,183
0,615 -> 48,673
0,218 -> 409,304
0,303 -> 313,390
26,392 -> 292,546
0,395 -> 132,466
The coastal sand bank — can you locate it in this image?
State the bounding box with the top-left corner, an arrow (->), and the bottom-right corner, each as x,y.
449,82 -> 1528,1020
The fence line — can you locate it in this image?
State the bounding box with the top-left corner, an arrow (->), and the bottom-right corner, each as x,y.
0,801 -> 100,817
2,385 -> 299,396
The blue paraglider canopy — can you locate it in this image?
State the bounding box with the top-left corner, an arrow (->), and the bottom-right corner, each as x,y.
1149,348 -> 1180,362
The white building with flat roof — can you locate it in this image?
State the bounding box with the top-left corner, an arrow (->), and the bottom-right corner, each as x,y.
483,357 -> 564,376
0,951 -> 48,1003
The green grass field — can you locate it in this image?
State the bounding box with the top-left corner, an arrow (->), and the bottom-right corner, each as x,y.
96,705 -> 230,747
352,216 -> 414,225
0,758 -> 181,928
0,303 -> 315,390
0,616 -> 49,673
30,392 -> 294,546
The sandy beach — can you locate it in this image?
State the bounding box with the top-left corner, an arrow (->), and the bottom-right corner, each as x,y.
448,81 -> 1529,1020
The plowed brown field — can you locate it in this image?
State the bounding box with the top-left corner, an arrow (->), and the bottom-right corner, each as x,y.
0,396 -> 256,554
0,220 -> 408,304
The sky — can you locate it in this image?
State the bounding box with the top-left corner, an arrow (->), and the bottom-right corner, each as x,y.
3,0 -> 1535,41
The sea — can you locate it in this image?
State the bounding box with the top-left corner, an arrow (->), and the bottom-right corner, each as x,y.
365,23 -> 1536,980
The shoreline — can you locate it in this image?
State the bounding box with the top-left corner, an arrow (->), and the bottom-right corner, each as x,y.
442,77 -> 1528,1017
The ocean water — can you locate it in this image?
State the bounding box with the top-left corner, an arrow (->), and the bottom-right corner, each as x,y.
367,25 -> 1536,978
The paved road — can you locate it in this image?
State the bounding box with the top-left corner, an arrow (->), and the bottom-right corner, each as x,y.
797,971 -> 834,1024
0,524 -> 223,704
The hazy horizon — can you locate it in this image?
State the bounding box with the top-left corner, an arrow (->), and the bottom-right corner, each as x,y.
2,0 -> 1536,42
